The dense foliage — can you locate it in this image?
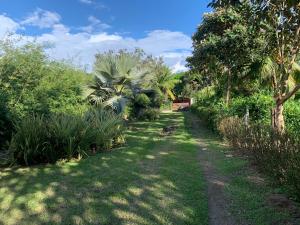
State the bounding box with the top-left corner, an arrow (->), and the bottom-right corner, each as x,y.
0,40 -> 175,165
188,0 -> 300,133
88,49 -> 175,120
0,41 -> 126,165
0,42 -> 89,151
9,107 -> 123,166
188,0 -> 300,200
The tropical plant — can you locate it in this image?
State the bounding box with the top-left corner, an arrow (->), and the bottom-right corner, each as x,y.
9,107 -> 124,166
47,113 -> 92,160
88,49 -> 152,112
149,66 -> 178,100
9,115 -> 50,165
84,106 -> 124,150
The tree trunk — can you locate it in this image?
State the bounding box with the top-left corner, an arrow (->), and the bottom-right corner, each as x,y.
271,102 -> 285,134
225,70 -> 232,106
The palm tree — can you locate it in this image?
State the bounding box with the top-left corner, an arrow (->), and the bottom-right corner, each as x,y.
87,50 -> 151,112
150,66 -> 179,100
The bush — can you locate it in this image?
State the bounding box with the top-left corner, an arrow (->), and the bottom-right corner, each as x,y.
131,91 -> 161,121
135,94 -> 151,107
218,117 -> 300,200
47,114 -> 92,160
228,93 -> 273,124
138,108 -> 160,121
191,100 -> 228,130
285,100 -> 300,136
160,101 -> 172,110
0,91 -> 12,150
151,89 -> 164,108
9,115 -> 50,165
0,43 -> 90,149
9,107 -> 124,166
84,107 -> 124,150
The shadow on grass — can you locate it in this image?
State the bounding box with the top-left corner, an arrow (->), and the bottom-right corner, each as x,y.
0,113 -> 208,225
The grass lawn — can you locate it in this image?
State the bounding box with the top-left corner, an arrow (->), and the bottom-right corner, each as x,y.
0,113 -> 208,225
1,112 -> 294,225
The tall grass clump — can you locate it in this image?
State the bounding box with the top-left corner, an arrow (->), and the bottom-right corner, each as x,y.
84,107 -> 124,150
218,117 -> 300,200
9,115 -> 50,165
47,114 -> 93,160
9,107 -> 124,166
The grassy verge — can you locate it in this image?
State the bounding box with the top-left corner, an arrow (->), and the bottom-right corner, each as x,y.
185,112 -> 292,225
0,112 -> 208,225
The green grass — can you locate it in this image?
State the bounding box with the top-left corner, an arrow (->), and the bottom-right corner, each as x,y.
1,112 -> 293,225
184,112 -> 291,225
0,113 -> 208,225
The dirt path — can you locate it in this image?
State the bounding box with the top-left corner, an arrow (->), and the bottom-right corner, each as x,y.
185,112 -> 246,225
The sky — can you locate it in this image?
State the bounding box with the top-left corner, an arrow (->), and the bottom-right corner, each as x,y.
0,0 -> 211,72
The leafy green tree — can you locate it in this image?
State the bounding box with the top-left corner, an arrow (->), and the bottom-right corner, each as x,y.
249,0 -> 300,133
187,5 -> 265,105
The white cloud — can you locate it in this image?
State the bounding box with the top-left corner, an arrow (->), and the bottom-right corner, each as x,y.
2,14 -> 192,72
79,0 -> 107,9
136,30 -> 191,54
21,8 -> 61,28
79,0 -> 93,4
89,33 -> 122,43
0,15 -> 20,37
36,29 -> 191,71
171,61 -> 188,73
80,16 -> 110,33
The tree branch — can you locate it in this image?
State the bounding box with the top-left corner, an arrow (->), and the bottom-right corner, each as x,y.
280,84 -> 300,105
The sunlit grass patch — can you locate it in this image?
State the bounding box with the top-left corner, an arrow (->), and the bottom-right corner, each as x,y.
0,112 -> 208,225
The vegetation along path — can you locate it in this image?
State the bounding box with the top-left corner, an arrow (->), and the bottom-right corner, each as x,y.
0,112 -> 296,225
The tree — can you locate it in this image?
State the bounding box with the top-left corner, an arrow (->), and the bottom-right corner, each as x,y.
250,0 -> 300,133
148,65 -> 178,100
90,49 -> 153,112
187,5 -> 265,104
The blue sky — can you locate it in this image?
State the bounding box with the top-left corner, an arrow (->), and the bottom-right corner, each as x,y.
0,0 -> 211,72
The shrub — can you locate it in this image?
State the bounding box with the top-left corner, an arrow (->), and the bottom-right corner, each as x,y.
138,108 -> 160,121
151,89 -> 164,108
228,93 -> 273,124
160,101 -> 172,110
194,86 -> 216,105
135,94 -> 151,107
47,114 -> 92,160
84,107 -> 124,150
9,107 -> 124,166
191,100 -> 228,130
285,100 -> 300,136
9,115 -> 50,165
218,117 -> 300,200
0,42 -> 90,149
0,91 -> 12,150
131,91 -> 162,121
